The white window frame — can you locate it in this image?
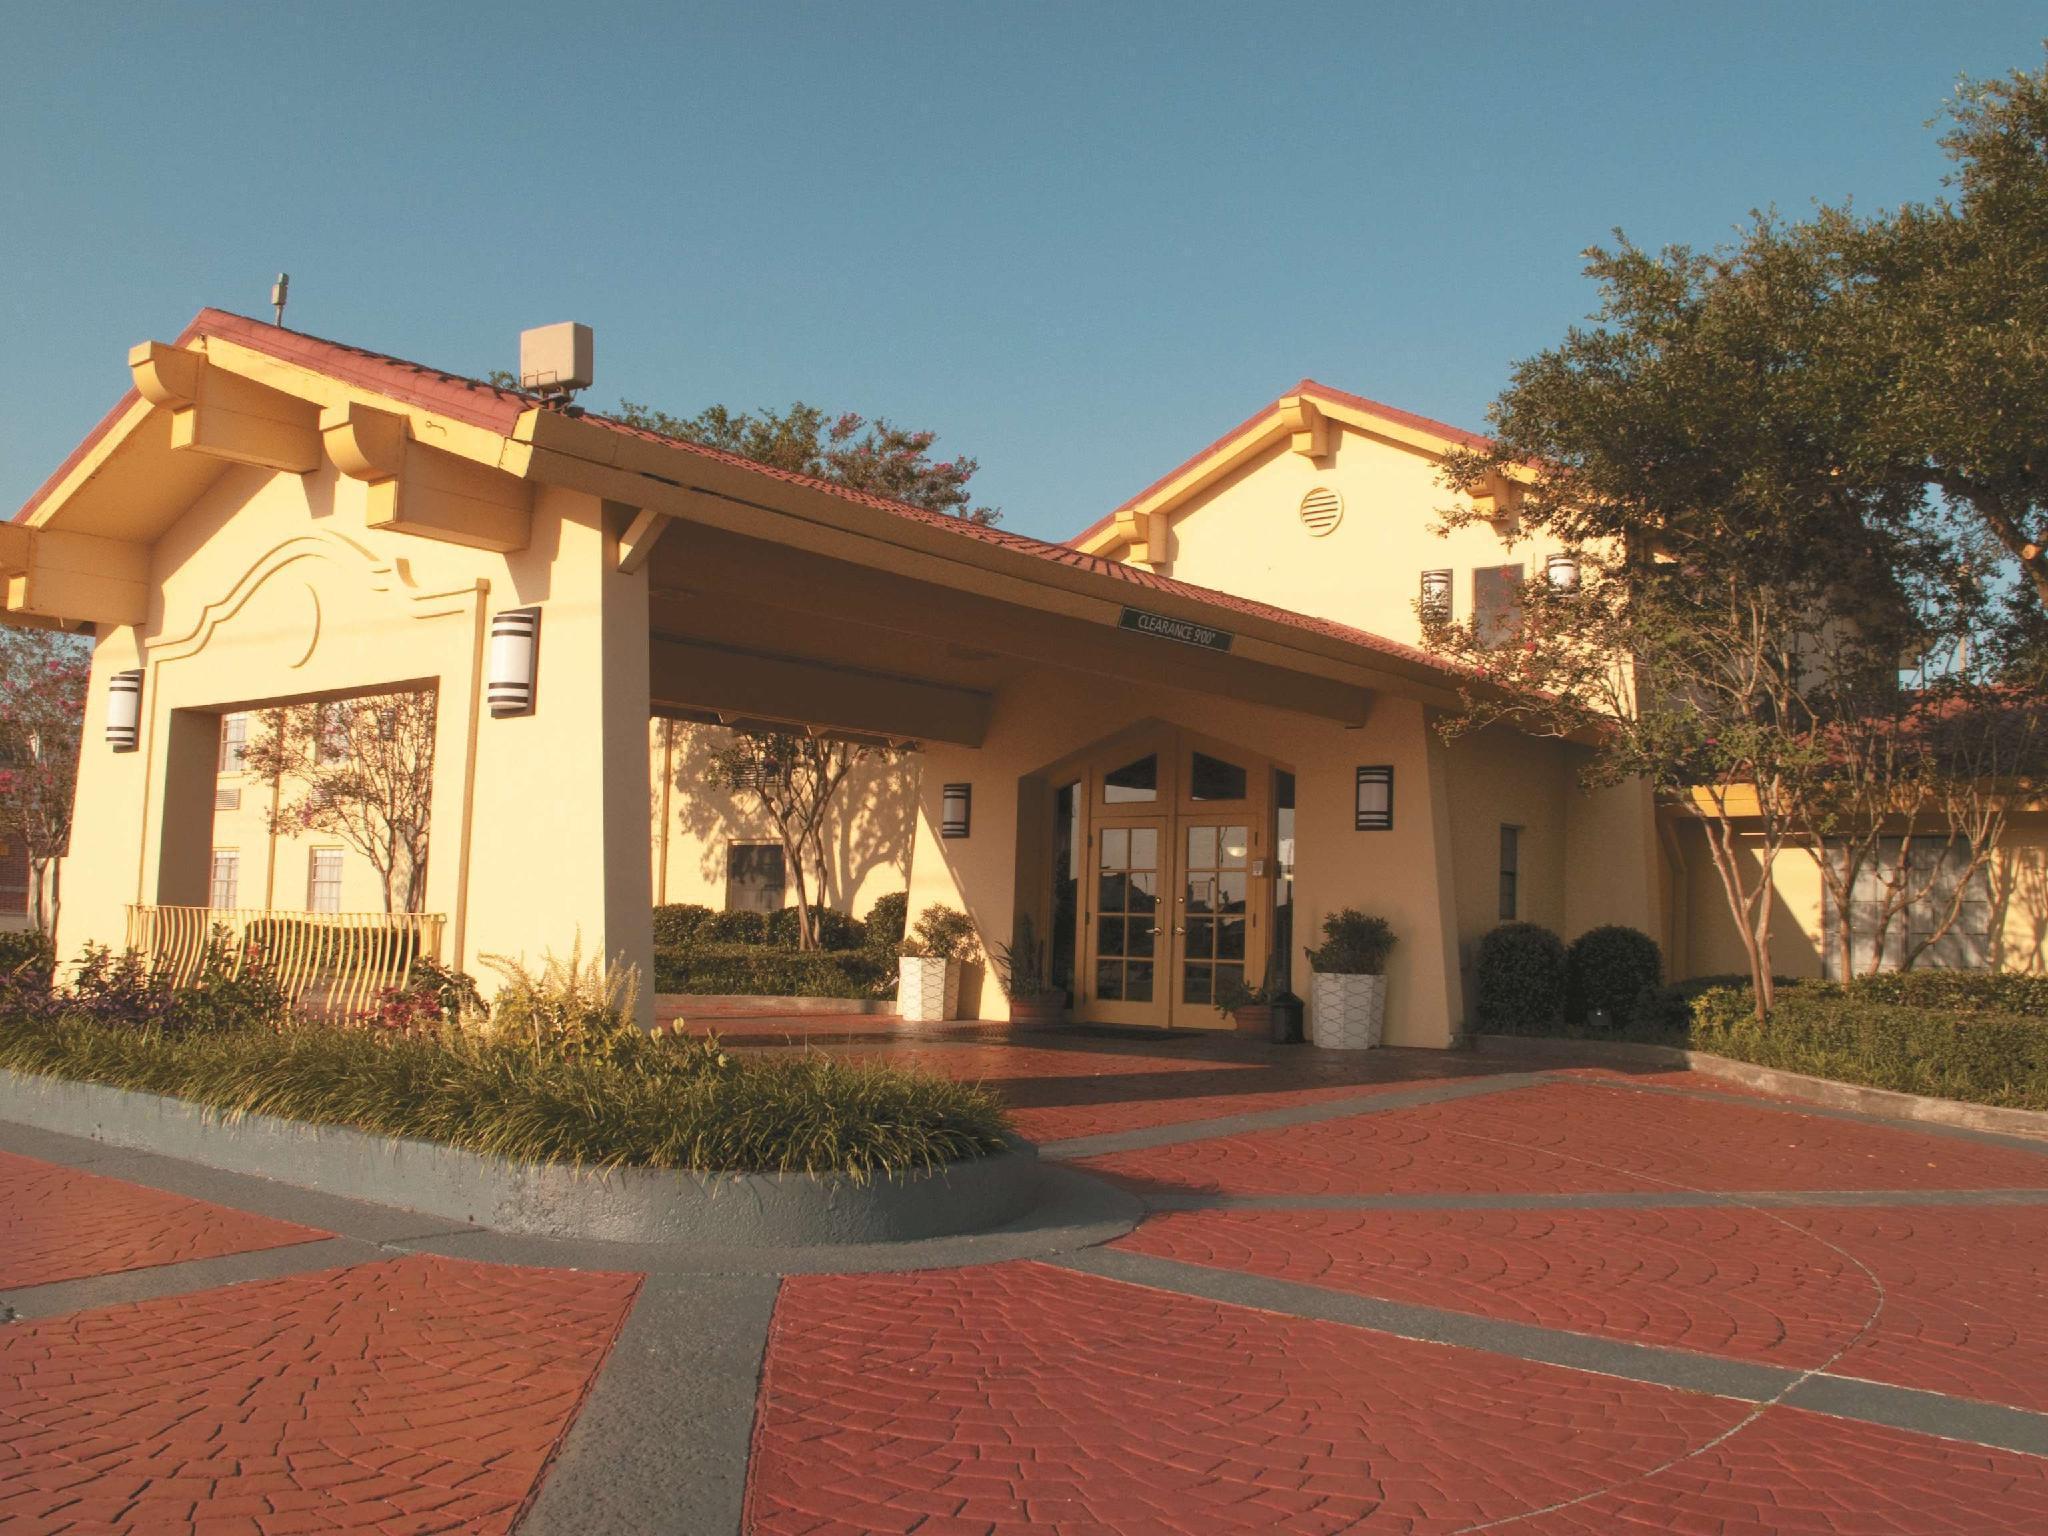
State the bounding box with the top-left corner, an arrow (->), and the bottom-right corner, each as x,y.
307,848 -> 345,914
209,850 -> 240,912
218,713 -> 249,775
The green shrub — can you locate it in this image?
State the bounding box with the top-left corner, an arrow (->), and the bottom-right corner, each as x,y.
1305,910 -> 1395,975
703,908 -> 772,944
59,938 -> 286,1035
653,943 -> 893,998
900,905 -> 979,964
480,941 -> 640,1064
652,904 -> 715,947
1472,922 -> 1566,1034
0,929 -> 53,979
1690,985 -> 2048,1111
765,905 -> 867,951
0,1014 -> 1010,1178
1566,925 -> 1664,1026
864,891 -> 909,951
1840,970 -> 2048,1018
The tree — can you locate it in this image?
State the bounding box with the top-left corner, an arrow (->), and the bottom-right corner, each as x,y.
1424,54 -> 2048,1013
699,731 -> 889,950
0,627 -> 90,933
242,691 -> 437,913
612,399 -> 1000,525
1837,55 -> 2048,613
1428,228 -> 1966,1016
484,371 -> 1002,527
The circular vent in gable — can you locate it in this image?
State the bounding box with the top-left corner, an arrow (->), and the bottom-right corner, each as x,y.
1298,486 -> 1343,537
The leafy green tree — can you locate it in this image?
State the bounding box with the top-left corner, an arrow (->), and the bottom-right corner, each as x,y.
1424,59 -> 2048,1011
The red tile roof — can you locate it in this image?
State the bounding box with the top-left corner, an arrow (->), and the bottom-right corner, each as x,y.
15,311 -> 1480,687
1068,379 -> 1494,549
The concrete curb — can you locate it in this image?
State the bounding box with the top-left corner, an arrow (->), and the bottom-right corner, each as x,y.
0,1068 -> 1041,1245
1473,1034 -> 2048,1142
653,994 -> 891,1017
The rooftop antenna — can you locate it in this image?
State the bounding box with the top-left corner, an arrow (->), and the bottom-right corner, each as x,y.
271,273 -> 290,326
518,322 -> 594,414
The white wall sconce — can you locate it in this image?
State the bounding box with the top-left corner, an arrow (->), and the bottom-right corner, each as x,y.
941,783 -> 971,838
1420,569 -> 1452,620
487,607 -> 540,717
1546,552 -> 1581,590
106,669 -> 142,751
1355,765 -> 1393,831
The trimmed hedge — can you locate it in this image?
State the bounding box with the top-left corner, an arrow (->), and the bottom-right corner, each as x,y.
1839,970 -> 2048,1018
653,943 -> 893,999
651,903 -> 870,952
1472,922 -> 1567,1034
1565,925 -> 1663,1026
1689,983 -> 2048,1111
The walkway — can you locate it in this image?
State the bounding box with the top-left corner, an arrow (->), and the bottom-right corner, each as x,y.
5,1019 -> 2048,1533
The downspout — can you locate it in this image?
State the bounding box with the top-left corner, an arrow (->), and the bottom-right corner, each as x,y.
447,580 -> 490,967
1656,808 -> 1689,980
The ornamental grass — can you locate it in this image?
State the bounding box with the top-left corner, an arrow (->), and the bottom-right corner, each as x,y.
0,1014 -> 1010,1181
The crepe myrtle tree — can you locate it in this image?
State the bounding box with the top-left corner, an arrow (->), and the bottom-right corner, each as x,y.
702,732 -> 892,952
241,690 -> 436,913
0,626 -> 91,933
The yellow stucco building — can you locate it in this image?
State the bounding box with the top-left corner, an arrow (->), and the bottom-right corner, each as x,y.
5,314 -> 2041,1041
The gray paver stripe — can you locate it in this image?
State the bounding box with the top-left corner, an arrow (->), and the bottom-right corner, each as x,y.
1053,1247 -> 2048,1459
0,1236 -> 381,1323
518,1274 -> 777,1536
1036,1072 -> 1561,1160
1140,1187 -> 2048,1213
1577,1075 -> 2048,1159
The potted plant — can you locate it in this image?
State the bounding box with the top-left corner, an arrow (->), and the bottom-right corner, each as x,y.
993,914 -> 1067,1027
1212,970 -> 1304,1043
1304,910 -> 1395,1049
896,904 -> 978,1023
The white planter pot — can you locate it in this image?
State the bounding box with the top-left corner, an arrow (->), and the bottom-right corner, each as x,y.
897,956 -> 960,1023
1309,972 -> 1386,1050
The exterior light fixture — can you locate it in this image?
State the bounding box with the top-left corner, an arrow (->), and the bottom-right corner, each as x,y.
1420,569 -> 1452,620
106,669 -> 143,751
1546,552 -> 1581,590
487,607 -> 540,717
1355,766 -> 1393,831
941,783 -> 971,838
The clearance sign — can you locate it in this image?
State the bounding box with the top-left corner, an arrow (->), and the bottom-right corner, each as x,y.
1117,606 -> 1235,653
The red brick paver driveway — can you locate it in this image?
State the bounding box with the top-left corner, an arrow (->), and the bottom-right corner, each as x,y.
6,1017 -> 2048,1534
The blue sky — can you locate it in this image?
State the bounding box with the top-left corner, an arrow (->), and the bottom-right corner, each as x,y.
3,3 -> 2042,540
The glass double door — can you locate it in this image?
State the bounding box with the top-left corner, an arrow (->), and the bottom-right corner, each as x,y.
1089,815 -> 1256,1028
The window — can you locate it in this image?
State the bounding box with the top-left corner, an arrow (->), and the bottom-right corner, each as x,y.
1189,751 -> 1247,802
1499,825 -> 1521,920
1473,565 -> 1525,649
1103,754 -> 1158,804
308,849 -> 344,914
1420,570 -> 1453,623
725,843 -> 786,914
209,850 -> 240,911
316,702 -> 350,765
217,714 -> 248,774
1823,840 -> 1994,977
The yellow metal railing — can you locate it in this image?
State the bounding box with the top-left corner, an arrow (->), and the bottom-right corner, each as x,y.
124,906 -> 446,1022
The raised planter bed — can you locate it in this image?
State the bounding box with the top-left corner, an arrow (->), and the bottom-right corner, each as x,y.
0,1068 -> 1042,1246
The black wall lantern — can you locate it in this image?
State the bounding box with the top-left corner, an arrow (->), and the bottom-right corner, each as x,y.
1354,765 -> 1394,831
941,783 -> 971,838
